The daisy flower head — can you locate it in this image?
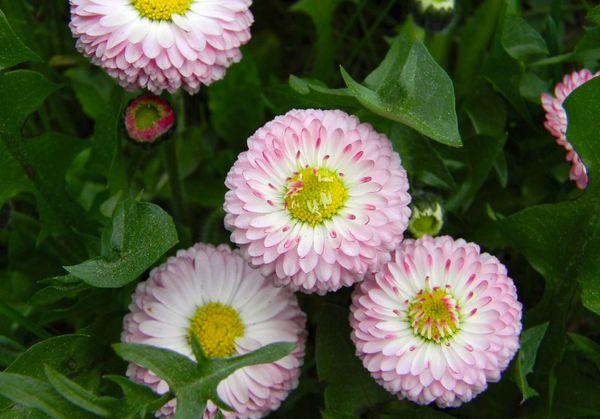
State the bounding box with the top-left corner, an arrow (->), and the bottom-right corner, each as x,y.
69,0 -> 254,94
541,69 -> 599,189
350,236 -> 522,408
122,243 -> 307,418
224,109 -> 412,295
124,94 -> 175,145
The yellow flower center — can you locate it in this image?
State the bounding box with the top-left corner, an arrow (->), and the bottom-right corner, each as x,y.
188,302 -> 244,358
407,288 -> 460,343
284,167 -> 348,226
131,0 -> 192,21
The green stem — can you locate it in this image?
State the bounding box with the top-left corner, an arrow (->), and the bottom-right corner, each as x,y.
163,140 -> 189,228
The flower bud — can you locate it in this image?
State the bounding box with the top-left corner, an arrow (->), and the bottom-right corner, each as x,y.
408,197 -> 444,238
412,0 -> 455,31
124,95 -> 175,146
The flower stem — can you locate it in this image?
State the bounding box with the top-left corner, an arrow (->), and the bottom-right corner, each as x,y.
163,139 -> 189,229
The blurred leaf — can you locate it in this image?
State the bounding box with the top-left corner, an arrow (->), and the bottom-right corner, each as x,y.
464,83 -> 507,138
342,35 -> 461,147
65,66 -> 113,120
0,373 -> 93,419
208,56 -> 264,147
501,15 -> 548,60
44,366 -> 112,417
446,135 -> 507,212
65,197 -> 178,288
0,10 -> 39,70
113,339 -> 295,418
512,322 -> 548,403
88,88 -> 128,193
291,0 -> 344,79
316,302 -> 392,416
568,333 -> 600,372
482,8 -> 531,122
389,124 -> 455,190
589,5 -> 600,26
455,0 -> 503,93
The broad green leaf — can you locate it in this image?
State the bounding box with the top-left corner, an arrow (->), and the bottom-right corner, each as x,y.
44,366 -> 112,417
208,56 -> 264,148
0,70 -> 58,134
568,333 -> 600,372
0,373 -> 93,419
0,10 -> 39,70
501,15 -> 548,60
316,303 -> 392,416
65,198 -> 178,288
552,358 -> 600,417
288,75 -> 361,111
113,339 -> 295,419
341,35 -> 461,147
512,322 -> 549,403
478,76 -> 600,415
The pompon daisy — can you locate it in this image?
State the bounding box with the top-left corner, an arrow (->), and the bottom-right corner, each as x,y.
541,69 -> 599,189
69,0 -> 254,94
125,94 -> 175,145
224,109 -> 412,295
350,236 -> 522,408
122,243 -> 307,418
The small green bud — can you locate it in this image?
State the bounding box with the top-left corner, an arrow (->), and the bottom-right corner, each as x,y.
408,198 -> 444,238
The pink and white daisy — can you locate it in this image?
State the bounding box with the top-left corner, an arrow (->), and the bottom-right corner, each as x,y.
541,69 -> 599,189
122,243 -> 306,418
350,236 -> 522,408
224,109 -> 412,295
69,0 -> 254,94
125,94 -> 175,144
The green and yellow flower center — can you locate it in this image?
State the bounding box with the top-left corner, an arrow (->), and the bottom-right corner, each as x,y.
407,288 -> 460,343
131,0 -> 192,21
188,302 -> 244,358
284,167 -> 348,226
135,102 -> 162,130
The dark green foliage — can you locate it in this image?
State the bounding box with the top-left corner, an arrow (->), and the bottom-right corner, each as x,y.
0,0 -> 599,418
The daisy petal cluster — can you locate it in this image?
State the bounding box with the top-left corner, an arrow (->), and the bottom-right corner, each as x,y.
541,69 -> 599,189
69,0 -> 254,94
122,243 -> 306,418
224,109 -> 412,295
350,236 -> 522,408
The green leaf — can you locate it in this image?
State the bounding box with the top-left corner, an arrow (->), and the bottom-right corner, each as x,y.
568,333 -> 600,372
512,322 -> 549,403
290,0 -> 344,79
341,35 -> 461,147
0,10 -> 39,70
208,56 -> 264,147
65,197 -> 178,288
113,340 -> 294,418
501,15 -> 548,60
0,373 -> 93,419
446,134 -> 507,212
104,375 -> 169,419
389,124 -> 455,191
316,302 -> 392,415
589,5 -> 600,26
455,0 -> 504,93
0,70 -> 58,135
478,76 -> 600,415
44,366 -> 112,417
